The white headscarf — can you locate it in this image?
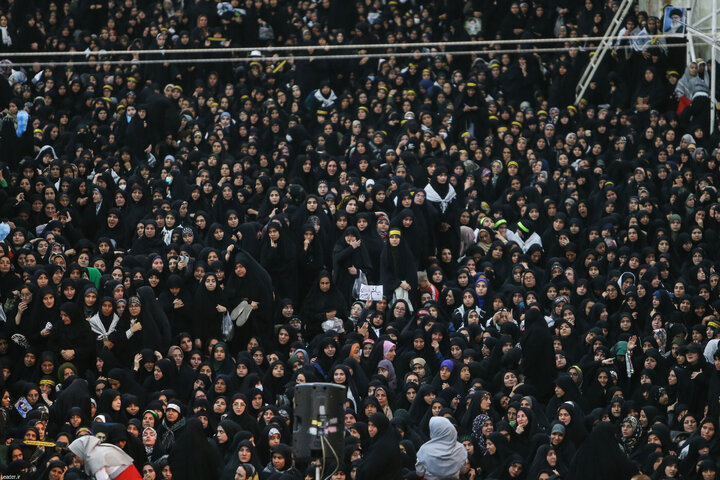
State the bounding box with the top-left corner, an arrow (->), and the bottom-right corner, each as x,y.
69,435 -> 136,480
415,417 -> 467,480
0,27 -> 11,46
423,183 -> 456,213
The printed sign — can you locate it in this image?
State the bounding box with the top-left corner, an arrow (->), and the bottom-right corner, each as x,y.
359,285 -> 383,301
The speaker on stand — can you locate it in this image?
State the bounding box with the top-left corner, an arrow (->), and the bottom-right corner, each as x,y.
292,383 -> 346,479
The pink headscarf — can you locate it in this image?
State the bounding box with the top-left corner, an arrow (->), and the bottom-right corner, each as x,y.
383,340 -> 396,360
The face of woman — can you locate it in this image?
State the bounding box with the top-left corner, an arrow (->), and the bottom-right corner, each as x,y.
142,413 -> 155,428
216,426 -> 227,443
101,301 -> 113,316
142,429 -> 156,446
214,380 -> 227,395
558,409 -> 571,425
234,445 -> 252,464
508,462 -> 522,478
701,422 -> 715,441
333,369 -> 346,384
619,317 -> 631,331
403,386 -> 416,403
189,354 -> 202,369
42,293 -> 54,308
516,410 -> 528,427
234,263 -> 247,277
486,440 -> 496,455
233,399 -> 245,415
683,416 -> 697,432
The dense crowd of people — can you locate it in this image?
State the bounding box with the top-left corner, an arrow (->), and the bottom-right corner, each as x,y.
0,0 -> 719,479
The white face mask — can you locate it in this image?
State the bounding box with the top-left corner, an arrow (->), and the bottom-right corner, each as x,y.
119,184 -> 127,190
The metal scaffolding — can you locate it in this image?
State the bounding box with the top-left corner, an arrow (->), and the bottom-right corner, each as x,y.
574,0 -> 634,105
683,0 -> 719,132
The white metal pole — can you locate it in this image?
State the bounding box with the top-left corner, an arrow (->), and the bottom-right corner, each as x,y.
711,0 -> 717,133
687,8 -> 696,64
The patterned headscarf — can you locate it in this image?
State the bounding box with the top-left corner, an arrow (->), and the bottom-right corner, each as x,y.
619,416 -> 642,455
471,414 -> 492,454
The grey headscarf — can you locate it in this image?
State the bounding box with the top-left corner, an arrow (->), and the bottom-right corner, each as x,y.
415,417 -> 467,480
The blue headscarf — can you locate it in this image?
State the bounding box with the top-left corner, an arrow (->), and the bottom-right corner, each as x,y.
474,276 -> 489,310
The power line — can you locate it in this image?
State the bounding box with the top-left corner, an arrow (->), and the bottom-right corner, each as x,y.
0,32 -> 691,59
3,41 -> 689,68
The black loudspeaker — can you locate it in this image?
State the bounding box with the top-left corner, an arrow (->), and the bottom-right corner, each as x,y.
292,382 -> 346,461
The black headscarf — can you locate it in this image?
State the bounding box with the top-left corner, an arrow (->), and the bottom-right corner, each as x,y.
168,417 -> 221,480
355,413 -> 403,480
568,422 -> 638,480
